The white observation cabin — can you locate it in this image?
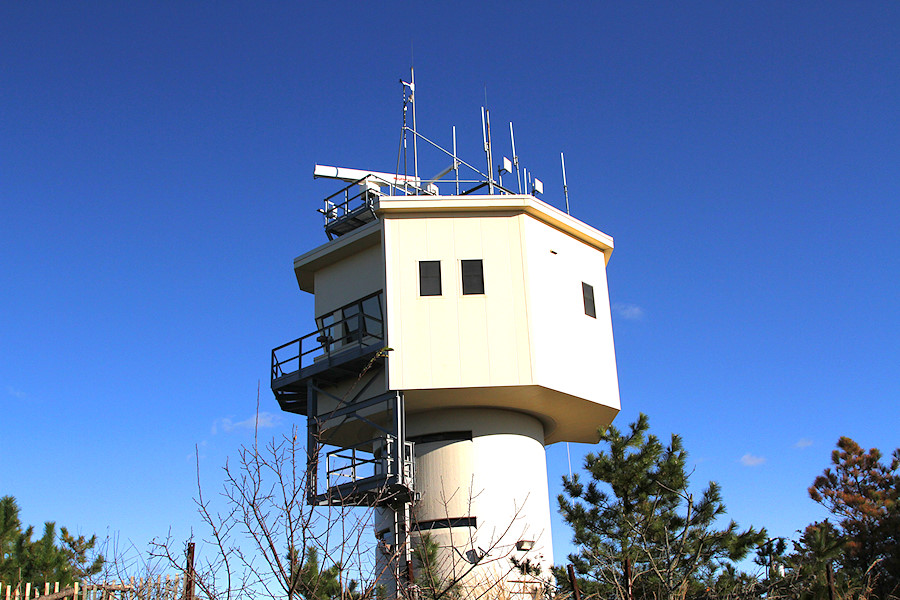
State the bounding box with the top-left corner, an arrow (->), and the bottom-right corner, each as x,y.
270,79 -> 620,598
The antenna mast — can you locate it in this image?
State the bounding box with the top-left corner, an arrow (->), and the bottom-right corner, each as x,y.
410,67 -> 419,192
510,122 -> 521,194
561,152 -> 570,215
481,107 -> 494,194
453,125 -> 459,195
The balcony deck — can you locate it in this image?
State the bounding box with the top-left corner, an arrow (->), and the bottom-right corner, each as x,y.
272,341 -> 385,415
271,291 -> 386,416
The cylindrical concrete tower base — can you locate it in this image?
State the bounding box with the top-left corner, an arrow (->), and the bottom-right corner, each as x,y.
376,408 -> 553,598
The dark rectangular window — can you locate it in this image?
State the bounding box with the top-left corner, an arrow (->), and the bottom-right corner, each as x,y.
461,260 -> 484,295
361,294 -> 383,338
341,303 -> 360,343
583,282 -> 596,318
314,291 -> 385,351
419,261 -> 442,296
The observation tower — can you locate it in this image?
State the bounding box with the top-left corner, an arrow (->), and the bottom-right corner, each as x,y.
271,76 -> 620,597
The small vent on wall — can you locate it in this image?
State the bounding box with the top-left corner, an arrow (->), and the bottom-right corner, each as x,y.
414,517 -> 478,531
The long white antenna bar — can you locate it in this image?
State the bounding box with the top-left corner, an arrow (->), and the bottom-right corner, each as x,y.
561,152 -> 570,215
314,164 -> 420,187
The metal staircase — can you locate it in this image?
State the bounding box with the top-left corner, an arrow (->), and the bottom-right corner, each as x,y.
270,291 -> 415,508
272,293 -> 417,592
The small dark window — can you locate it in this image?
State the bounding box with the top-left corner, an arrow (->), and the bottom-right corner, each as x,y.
461,260 -> 484,295
419,261 -> 442,296
582,282 -> 596,318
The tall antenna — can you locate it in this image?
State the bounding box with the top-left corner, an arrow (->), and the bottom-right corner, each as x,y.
410,67 -> 418,191
510,122 -> 521,194
481,107 -> 494,195
398,76 -> 415,184
452,125 -> 459,195
561,152 -> 570,215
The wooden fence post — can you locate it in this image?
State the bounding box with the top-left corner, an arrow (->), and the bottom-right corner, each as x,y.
182,542 -> 195,600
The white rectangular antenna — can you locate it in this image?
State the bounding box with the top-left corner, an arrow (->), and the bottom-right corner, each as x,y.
533,178 -> 544,195
498,156 -> 512,189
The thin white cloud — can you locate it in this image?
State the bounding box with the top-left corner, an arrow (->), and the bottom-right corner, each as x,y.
794,438 -> 813,449
613,303 -> 645,320
6,386 -> 27,399
252,412 -> 280,429
212,412 -> 281,434
740,453 -> 766,467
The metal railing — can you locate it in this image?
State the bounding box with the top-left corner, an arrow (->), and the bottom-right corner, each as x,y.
271,293 -> 384,383
324,437 -> 415,492
317,170 -> 519,237
319,175 -> 382,230
319,173 -> 430,234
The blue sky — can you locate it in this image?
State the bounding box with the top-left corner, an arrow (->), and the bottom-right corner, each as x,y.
2,1 -> 898,576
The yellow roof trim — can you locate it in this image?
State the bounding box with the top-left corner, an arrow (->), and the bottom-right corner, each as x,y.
376,194 -> 614,263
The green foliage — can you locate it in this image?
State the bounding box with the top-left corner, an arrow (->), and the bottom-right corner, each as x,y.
701,563 -> 764,600
779,521 -> 849,600
808,437 -> 900,598
709,437 -> 900,600
286,545 -> 360,600
557,414 -> 764,600
0,495 -> 103,588
412,534 -> 458,600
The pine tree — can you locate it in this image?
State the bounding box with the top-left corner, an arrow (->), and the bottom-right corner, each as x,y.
0,496 -> 103,589
808,437 -> 900,598
557,414 -> 764,600
410,533 -> 463,600
785,521 -> 847,600
287,545 -> 360,600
